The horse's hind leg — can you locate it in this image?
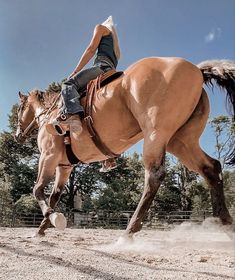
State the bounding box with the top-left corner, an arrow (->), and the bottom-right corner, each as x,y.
169,141 -> 232,224
125,134 -> 166,235
167,92 -> 232,224
37,165 -> 73,236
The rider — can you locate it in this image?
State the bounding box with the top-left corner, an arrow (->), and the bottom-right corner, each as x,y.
46,16 -> 120,172
46,16 -> 120,136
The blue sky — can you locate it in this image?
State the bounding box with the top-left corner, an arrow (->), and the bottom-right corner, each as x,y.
0,0 -> 234,157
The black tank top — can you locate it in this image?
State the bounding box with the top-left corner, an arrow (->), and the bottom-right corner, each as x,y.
96,33 -> 118,68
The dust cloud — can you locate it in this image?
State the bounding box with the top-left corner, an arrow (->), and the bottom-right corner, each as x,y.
94,218 -> 235,255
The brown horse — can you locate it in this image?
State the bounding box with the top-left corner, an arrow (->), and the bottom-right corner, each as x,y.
15,57 -> 235,237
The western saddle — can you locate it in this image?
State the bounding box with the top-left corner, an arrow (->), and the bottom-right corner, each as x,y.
65,69 -> 123,164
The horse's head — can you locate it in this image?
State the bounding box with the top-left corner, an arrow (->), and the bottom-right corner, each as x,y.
15,91 -> 38,143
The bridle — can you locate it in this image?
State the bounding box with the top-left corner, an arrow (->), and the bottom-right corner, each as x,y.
17,102 -> 43,139
16,93 -> 61,140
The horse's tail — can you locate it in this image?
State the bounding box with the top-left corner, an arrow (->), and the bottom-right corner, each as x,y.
197,59 -> 235,165
197,60 -> 235,119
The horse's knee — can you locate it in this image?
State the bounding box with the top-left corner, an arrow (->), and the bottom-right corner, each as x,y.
148,163 -> 165,193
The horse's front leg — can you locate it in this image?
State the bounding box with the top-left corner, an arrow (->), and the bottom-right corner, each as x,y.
33,153 -> 59,221
124,136 -> 166,237
37,165 -> 73,236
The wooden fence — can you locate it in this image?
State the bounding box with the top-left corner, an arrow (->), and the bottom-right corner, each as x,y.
0,209 -> 216,229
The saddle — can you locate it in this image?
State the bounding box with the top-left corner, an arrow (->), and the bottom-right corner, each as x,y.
84,69 -> 123,156
65,69 -> 123,164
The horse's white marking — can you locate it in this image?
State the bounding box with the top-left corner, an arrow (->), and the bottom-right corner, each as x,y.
49,212 -> 67,230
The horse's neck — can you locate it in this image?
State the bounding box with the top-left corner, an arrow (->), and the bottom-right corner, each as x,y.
34,91 -> 60,117
30,100 -> 50,123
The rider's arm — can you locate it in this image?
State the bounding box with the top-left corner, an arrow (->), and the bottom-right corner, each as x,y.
69,25 -> 110,78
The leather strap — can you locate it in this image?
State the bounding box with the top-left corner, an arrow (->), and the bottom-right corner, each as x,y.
84,71 -> 120,158
64,131 -> 81,165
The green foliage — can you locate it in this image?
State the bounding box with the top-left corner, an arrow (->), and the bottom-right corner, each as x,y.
0,178 -> 14,226
8,104 -> 18,132
14,194 -> 40,215
93,153 -> 144,211
62,162 -> 102,211
0,104 -> 39,201
189,181 -> 210,214
153,157 -> 182,213
154,185 -> 182,213
223,170 -> 235,209
209,115 -> 235,168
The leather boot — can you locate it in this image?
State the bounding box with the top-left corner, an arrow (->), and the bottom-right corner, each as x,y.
46,114 -> 83,136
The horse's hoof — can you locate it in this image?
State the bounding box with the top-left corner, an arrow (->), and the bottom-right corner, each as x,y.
32,231 -> 45,238
49,212 -> 67,230
221,215 -> 233,225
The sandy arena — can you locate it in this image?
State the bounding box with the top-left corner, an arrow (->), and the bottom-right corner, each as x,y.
0,219 -> 234,280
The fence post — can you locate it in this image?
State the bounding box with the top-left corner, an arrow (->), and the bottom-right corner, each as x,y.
11,207 -> 15,227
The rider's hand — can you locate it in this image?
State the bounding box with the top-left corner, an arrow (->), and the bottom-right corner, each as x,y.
68,71 -> 77,80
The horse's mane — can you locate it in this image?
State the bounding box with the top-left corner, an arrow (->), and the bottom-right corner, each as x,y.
30,89 -> 61,109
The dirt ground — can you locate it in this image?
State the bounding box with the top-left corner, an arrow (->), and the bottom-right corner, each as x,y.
0,218 -> 234,280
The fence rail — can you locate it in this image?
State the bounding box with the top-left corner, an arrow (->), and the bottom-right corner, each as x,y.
0,210 -> 217,229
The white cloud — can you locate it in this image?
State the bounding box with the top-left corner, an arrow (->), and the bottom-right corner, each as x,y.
205,28 -> 222,43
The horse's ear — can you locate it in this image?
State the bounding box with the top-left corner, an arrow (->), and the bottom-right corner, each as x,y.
35,90 -> 44,102
18,91 -> 27,101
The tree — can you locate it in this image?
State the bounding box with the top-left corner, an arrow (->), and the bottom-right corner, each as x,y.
61,162 -> 102,211
93,153 -> 144,211
173,161 -> 199,211
14,194 -> 41,216
223,170 -> 235,212
0,175 -> 14,226
153,157 -> 182,213
210,115 -> 235,169
0,105 -> 39,201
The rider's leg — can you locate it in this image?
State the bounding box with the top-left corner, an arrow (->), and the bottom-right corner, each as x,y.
46,66 -> 104,136
62,66 -> 104,115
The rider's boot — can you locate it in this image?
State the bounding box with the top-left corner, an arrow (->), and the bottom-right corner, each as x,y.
46,113 -> 83,136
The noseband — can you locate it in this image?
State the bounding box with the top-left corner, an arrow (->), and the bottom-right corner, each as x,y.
17,116 -> 38,139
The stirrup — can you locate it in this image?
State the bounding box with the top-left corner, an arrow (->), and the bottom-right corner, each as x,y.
46,120 -> 66,136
